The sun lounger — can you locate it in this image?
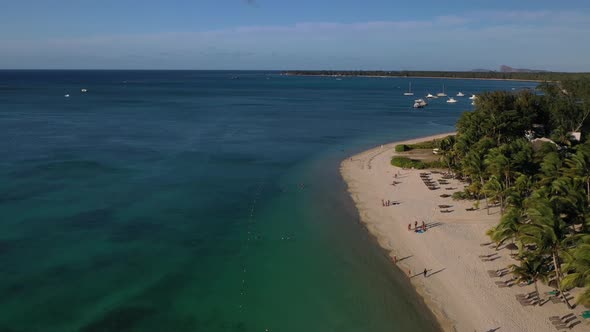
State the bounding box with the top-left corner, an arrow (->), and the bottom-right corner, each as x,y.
549,313 -> 575,323
496,280 -> 515,287
554,320 -> 581,330
552,315 -> 578,325
519,299 -> 539,306
481,256 -> 499,262
480,253 -> 498,258
516,291 -> 538,300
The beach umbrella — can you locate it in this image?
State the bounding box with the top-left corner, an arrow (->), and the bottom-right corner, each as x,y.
505,243 -> 518,254
505,243 -> 518,251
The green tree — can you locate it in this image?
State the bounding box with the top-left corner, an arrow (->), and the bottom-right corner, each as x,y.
564,142 -> 590,205
487,207 -> 524,250
520,196 -> 574,308
562,241 -> 590,306
509,254 -> 551,304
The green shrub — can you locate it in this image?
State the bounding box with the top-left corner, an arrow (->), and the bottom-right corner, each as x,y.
395,144 -> 409,152
452,191 -> 471,200
391,156 -> 423,168
407,139 -> 440,150
391,156 -> 444,169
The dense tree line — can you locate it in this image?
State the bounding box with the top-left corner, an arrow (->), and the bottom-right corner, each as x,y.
436,79 -> 590,307
283,70 -> 590,81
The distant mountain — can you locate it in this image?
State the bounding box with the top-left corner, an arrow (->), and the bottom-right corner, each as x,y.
500,65 -> 547,73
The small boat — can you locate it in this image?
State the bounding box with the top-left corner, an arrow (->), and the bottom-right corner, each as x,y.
64,94 -> 70,98
447,97 -> 457,103
413,99 -> 428,108
456,92 -> 465,97
426,93 -> 434,98
471,101 -> 476,106
403,82 -> 414,96
436,84 -> 447,97
469,94 -> 477,100
81,88 -> 87,92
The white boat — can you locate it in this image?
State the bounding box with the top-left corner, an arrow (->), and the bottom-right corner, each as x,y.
469,94 -> 477,100
403,82 -> 414,96
456,92 -> 465,97
447,97 -> 457,103
64,94 -> 70,98
413,98 -> 428,108
471,101 -> 475,106
81,88 -> 87,92
426,93 -> 434,98
436,84 -> 447,97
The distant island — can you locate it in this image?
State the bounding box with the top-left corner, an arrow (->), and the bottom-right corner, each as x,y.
283,66 -> 590,81
499,65 -> 547,73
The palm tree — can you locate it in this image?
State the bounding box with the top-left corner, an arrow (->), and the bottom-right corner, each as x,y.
485,146 -> 511,189
463,150 -> 490,214
538,152 -> 563,188
487,207 -> 524,250
484,176 -> 506,214
506,175 -> 533,211
564,142 -> 590,205
437,135 -> 457,175
520,196 -> 574,308
510,255 -> 551,304
562,240 -> 590,306
550,176 -> 589,230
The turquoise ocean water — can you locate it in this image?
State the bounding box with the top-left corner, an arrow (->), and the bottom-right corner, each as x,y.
0,71 -> 535,331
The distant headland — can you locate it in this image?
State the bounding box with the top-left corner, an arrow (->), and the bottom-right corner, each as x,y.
283,66 -> 590,82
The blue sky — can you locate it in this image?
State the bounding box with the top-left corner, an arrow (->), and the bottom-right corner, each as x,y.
1,0 -> 589,71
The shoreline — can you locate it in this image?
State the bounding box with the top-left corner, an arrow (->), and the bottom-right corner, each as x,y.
340,133 -> 582,331
284,73 -> 545,82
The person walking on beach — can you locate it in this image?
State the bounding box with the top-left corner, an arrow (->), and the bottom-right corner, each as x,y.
414,220 -> 418,229
422,220 -> 426,231
393,255 -> 397,264
423,268 -> 427,277
408,223 -> 411,231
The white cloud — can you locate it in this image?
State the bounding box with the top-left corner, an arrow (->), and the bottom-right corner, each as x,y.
1,10 -> 589,70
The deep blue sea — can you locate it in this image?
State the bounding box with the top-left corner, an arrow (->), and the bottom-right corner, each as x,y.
0,70 -> 535,331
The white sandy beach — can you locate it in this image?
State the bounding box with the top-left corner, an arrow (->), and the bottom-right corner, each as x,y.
341,133 -> 588,332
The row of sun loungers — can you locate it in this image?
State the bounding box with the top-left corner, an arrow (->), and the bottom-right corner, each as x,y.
549,312 -> 581,330
516,291 -> 542,305
420,173 -> 439,190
